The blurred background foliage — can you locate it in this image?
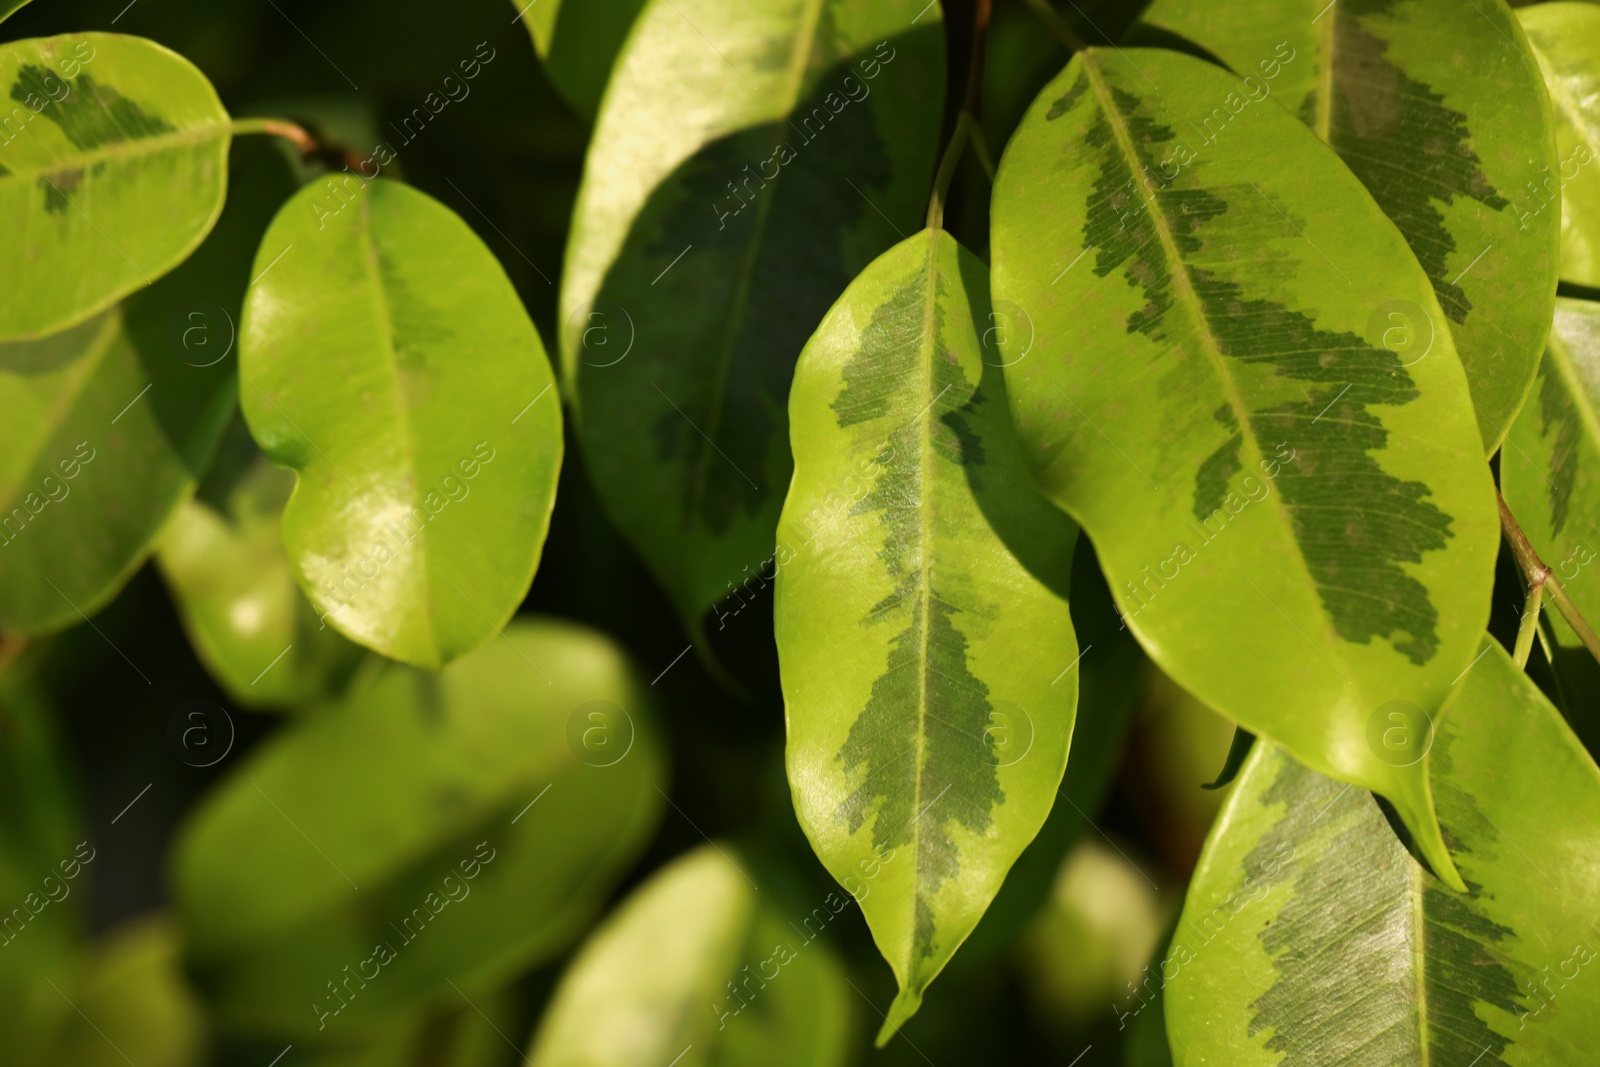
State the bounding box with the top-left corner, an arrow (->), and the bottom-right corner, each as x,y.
14,0 -> 1579,1063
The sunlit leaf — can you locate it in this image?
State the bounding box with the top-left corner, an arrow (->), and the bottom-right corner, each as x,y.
172,618 -> 664,1037
1502,297 -> 1600,649
1138,0 -> 1560,450
240,177 -> 563,670
0,137 -> 289,634
0,33 -> 231,341
777,229 -> 1080,1040
991,46 -> 1501,888
528,844 -> 852,1067
156,418 -> 367,710
1520,2 -> 1600,289
1166,639 -> 1600,1065
562,0 -> 945,633
514,0 -> 648,124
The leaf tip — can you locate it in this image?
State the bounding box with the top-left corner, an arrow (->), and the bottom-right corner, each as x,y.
875,986 -> 924,1047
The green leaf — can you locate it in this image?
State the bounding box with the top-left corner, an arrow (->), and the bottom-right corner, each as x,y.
990,47 -> 1501,890
776,229 -> 1080,1041
1502,297 -> 1600,649
0,33 -> 232,341
562,0 -> 945,632
0,1 -> 34,25
514,0 -> 648,124
25,917 -> 203,1067
1520,2 -> 1600,289
172,618 -> 664,1037
240,176 -> 563,671
156,418 -> 367,710
1137,0 -> 1561,451
0,136 -> 289,634
1165,640 -> 1600,1065
527,844 -> 852,1067
1017,840 -> 1166,1039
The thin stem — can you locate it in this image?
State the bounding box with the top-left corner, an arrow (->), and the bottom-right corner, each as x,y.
1020,0 -> 1088,52
970,118 -> 997,182
1499,491 -> 1600,666
231,117 -> 369,173
927,112 -> 972,231
1513,578 -> 1543,669
926,0 -> 993,231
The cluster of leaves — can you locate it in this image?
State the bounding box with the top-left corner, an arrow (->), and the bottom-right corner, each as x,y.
2,0 -> 1600,1064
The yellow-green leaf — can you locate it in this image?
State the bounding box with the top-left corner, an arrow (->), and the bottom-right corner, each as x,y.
528,844 -> 852,1067
991,47 -> 1501,889
172,619 -> 664,1037
1137,0 -> 1561,451
1167,640 -> 1600,1064
1520,2 -> 1600,289
777,229 -> 1080,1041
0,34 -> 231,341
240,177 -> 563,670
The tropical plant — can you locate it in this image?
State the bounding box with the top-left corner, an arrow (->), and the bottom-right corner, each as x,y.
1,0 -> 1597,1063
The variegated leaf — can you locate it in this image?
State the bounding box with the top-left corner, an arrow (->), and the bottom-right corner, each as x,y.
562,0 -> 945,634
0,34 -> 231,341
1138,0 -> 1560,451
991,47 -> 1501,888
1502,297 -> 1600,650
1166,640 -> 1600,1065
777,229 -> 1080,1041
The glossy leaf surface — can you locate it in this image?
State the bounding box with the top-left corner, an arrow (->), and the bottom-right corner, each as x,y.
1138,0 -> 1560,450
515,0 -> 648,123
172,619 -> 664,1036
156,419 -> 367,709
0,137 -> 288,634
1167,641 -> 1600,1065
778,230 -> 1080,1040
1502,298 -> 1600,648
1520,2 -> 1600,289
240,177 -> 563,670
528,844 -> 852,1067
0,33 -> 231,340
562,0 -> 945,629
991,47 -> 1500,888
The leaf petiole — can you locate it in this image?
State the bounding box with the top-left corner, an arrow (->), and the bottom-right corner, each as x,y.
1498,491 -> 1600,667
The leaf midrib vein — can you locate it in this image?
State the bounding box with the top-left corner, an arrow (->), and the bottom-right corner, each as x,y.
356,189 -> 436,664
1081,55 -> 1348,664
0,120 -> 229,185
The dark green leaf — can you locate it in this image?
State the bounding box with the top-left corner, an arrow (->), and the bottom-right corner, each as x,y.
514,0 -> 648,123
563,0 -> 945,631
